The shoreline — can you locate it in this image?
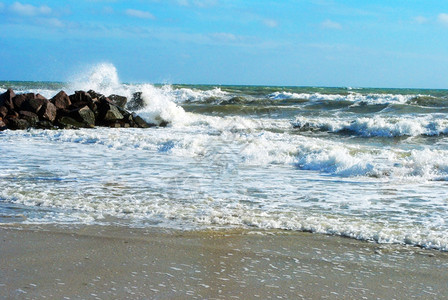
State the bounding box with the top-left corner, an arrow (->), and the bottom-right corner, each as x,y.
2,224 -> 448,299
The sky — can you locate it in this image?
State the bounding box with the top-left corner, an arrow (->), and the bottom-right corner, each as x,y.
0,0 -> 448,88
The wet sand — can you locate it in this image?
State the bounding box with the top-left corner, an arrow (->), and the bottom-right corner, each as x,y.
1,224 -> 448,299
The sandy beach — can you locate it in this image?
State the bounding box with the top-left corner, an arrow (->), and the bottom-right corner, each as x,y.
1,224 -> 447,299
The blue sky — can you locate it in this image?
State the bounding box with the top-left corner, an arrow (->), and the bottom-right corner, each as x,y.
0,0 -> 448,88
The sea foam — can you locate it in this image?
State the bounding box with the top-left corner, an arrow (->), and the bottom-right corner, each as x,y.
293,115 -> 448,137
269,91 -> 418,104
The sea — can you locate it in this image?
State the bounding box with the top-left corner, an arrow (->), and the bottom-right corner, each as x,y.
1,63 -> 448,251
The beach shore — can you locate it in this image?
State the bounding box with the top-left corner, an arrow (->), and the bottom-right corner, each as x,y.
1,224 -> 447,299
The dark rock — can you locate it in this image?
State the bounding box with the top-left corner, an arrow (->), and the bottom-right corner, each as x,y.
37,120 -> 55,129
108,94 -> 127,108
0,106 -> 8,118
127,92 -> 145,111
57,116 -> 83,129
87,90 -> 106,101
70,91 -> 90,106
0,89 -> 154,130
159,120 -> 169,127
132,113 -> 155,128
19,111 -> 39,126
115,105 -> 132,119
40,101 -> 57,122
70,105 -> 95,128
69,91 -> 97,113
12,93 -> 34,110
78,106 -> 95,126
6,116 -> 29,130
50,91 -> 71,110
104,105 -> 124,121
7,111 -> 19,118
0,118 -> 6,130
24,97 -> 47,114
97,100 -> 124,123
0,88 -> 16,110
122,114 -> 135,127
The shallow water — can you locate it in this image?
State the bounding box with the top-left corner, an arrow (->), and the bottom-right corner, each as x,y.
1,63 -> 448,250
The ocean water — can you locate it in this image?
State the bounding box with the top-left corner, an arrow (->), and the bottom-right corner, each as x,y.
1,63 -> 448,250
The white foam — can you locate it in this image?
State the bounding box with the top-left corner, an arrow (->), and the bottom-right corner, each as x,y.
0,87 -> 59,99
68,63 -> 131,98
269,91 -> 417,104
2,127 -> 448,250
169,86 -> 228,103
293,115 -> 448,137
135,84 -> 191,126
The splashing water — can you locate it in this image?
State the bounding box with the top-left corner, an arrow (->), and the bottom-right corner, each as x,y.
68,63 -> 130,97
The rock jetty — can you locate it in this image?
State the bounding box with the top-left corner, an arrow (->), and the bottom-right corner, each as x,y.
0,89 -> 156,130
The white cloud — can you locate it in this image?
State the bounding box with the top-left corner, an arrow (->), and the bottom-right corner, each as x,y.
193,0 -> 217,7
210,32 -> 237,41
414,16 -> 428,24
263,19 -> 278,28
39,17 -> 65,28
125,9 -> 155,19
321,19 -> 342,30
177,0 -> 189,6
9,2 -> 52,16
437,13 -> 448,25
176,0 -> 217,7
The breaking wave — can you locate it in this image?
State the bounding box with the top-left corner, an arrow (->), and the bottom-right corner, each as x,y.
293,115 -> 448,137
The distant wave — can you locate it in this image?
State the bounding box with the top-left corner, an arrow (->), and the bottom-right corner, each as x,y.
293,115 -> 448,137
268,91 -> 419,105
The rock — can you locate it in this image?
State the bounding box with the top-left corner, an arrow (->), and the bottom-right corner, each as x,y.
0,106 -> 8,118
127,92 -> 145,111
19,111 -> 39,126
70,91 -> 89,106
12,93 -> 34,110
24,97 -> 47,114
97,100 -> 124,123
0,88 -> 15,110
87,90 -> 106,101
108,94 -> 127,108
40,101 -> 57,122
0,118 -> 6,130
7,111 -> 19,118
37,120 -> 55,129
50,91 -> 71,110
122,114 -> 135,127
71,105 -> 95,128
6,116 -> 29,130
0,89 -> 153,131
69,91 -> 97,113
132,113 -> 155,128
159,120 -> 169,127
104,105 -> 124,121
57,116 -> 84,129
